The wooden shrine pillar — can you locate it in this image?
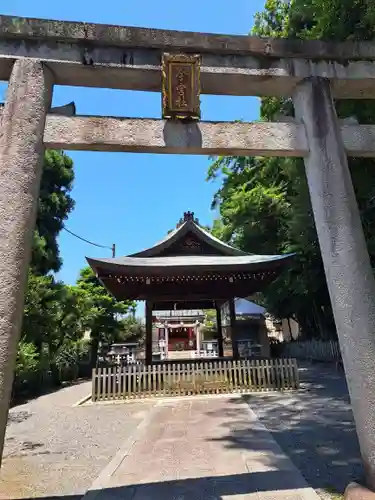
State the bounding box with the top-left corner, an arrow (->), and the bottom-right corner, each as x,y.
215,301 -> 224,357
164,324 -> 169,359
145,301 -> 153,365
229,298 -> 239,359
195,323 -> 201,356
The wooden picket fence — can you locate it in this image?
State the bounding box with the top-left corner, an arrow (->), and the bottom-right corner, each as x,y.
280,340 -> 341,362
91,358 -> 299,402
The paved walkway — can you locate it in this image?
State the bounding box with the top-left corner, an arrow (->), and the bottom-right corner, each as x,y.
85,396 -> 320,500
0,364 -> 361,499
247,363 -> 363,494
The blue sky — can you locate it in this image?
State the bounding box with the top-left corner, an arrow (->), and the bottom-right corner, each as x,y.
1,0 -> 264,311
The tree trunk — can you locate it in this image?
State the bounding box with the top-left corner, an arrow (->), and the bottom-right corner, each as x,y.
90,337 -> 99,368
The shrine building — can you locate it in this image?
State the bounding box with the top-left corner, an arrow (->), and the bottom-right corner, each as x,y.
152,309 -> 205,360
87,212 -> 294,364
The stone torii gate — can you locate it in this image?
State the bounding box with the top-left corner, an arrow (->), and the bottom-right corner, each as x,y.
1,14 -> 375,490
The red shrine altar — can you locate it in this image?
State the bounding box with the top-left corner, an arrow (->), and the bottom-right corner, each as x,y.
153,309 -> 205,354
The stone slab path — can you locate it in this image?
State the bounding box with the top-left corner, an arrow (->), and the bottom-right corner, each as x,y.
247,363 -> 363,495
1,365 -> 358,499
86,395 -> 320,500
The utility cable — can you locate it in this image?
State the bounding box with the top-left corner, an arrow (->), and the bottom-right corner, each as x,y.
62,225 -> 116,256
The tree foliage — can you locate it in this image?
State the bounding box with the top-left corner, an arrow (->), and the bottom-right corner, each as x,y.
118,316 -> 146,344
201,310 -> 217,339
15,150 -> 137,400
31,150 -> 75,275
22,271 -> 90,360
208,0 -> 375,339
23,151 -> 79,359
15,150 -> 77,397
75,267 -> 136,363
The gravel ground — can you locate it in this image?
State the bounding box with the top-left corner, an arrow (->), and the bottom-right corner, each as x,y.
215,363 -> 362,497
0,382 -> 156,499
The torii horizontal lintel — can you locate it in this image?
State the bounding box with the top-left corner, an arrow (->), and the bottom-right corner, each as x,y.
0,16 -> 375,98
0,112 -> 371,158
0,14 -> 375,61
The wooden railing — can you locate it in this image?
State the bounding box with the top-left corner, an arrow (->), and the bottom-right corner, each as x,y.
92,358 -> 299,402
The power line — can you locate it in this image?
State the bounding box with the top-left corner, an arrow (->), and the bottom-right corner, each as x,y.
62,225 -> 116,257
63,225 -> 111,249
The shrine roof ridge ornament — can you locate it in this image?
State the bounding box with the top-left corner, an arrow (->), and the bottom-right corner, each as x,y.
1,14 -> 375,61
176,211 -> 200,228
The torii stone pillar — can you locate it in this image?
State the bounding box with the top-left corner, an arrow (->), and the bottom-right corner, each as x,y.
294,76 -> 375,490
0,60 -> 53,466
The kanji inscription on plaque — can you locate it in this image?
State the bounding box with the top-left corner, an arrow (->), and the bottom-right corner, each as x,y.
162,53 -> 201,120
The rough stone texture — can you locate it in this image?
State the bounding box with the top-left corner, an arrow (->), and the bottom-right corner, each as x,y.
293,77 -> 375,490
345,483 -> 375,500
3,107 -> 375,158
0,382 -> 156,499
37,114 -> 375,157
0,43 -> 375,99
0,59 -> 53,467
0,14 -> 375,60
341,125 -> 375,157
43,115 -> 309,156
1,41 -> 375,97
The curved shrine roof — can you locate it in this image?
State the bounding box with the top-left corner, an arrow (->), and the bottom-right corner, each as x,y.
129,217 -> 247,257
87,212 -> 294,277
86,212 -> 294,302
87,253 -> 294,275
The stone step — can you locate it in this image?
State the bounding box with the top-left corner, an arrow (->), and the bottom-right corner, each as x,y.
168,350 -> 195,360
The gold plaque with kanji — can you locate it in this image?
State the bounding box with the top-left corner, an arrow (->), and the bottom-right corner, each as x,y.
162,53 -> 201,120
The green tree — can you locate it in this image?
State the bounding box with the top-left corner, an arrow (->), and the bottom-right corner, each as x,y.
76,267 -> 136,365
31,150 -> 75,275
13,342 -> 40,396
22,146 -> 74,359
209,0 -> 375,339
118,316 -> 145,344
201,310 -> 217,340
13,149 -> 76,396
22,271 -> 90,371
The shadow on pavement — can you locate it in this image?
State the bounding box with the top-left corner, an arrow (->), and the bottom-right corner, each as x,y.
6,469 -> 312,500
204,362 -> 363,494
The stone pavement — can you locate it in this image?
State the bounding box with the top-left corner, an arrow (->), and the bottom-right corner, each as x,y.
0,382 -> 156,499
85,395 -> 321,500
247,363 -> 363,495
